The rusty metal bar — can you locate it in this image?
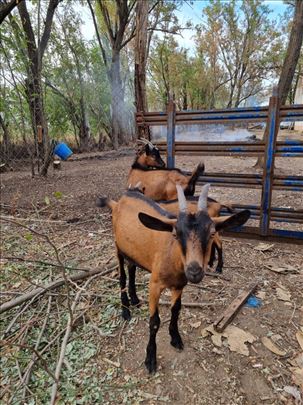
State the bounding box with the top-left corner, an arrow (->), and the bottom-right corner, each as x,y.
167,99 -> 176,168
136,104 -> 303,126
135,99 -> 303,243
224,226 -> 303,243
260,88 -> 280,236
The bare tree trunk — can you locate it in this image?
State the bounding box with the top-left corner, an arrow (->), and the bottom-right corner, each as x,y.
18,0 -> 59,176
254,0 -> 303,168
78,115 -> 91,152
75,54 -> 91,152
0,113 -> 11,159
110,51 -> 125,149
134,0 -> 150,140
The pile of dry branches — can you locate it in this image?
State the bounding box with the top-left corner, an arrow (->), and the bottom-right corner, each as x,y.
0,210 -> 122,403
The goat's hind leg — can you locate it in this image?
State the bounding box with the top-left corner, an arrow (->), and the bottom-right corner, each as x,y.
118,252 -> 131,320
128,264 -> 140,307
208,243 -> 216,268
169,289 -> 184,350
214,236 -> 223,273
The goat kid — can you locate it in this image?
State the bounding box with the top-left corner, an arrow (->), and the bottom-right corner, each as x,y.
128,140 -> 205,200
134,140 -> 166,169
97,185 -> 250,373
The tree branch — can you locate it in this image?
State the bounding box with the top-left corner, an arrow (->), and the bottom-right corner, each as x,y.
0,0 -> 24,24
86,0 -> 109,71
39,0 -> 61,61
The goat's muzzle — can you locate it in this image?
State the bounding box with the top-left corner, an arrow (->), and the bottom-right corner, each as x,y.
185,261 -> 204,283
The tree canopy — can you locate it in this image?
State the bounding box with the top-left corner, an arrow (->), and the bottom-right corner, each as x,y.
0,0 -> 301,170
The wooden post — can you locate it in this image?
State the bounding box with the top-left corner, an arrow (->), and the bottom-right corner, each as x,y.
37,125 -> 43,143
167,98 -> 176,168
260,87 -> 280,236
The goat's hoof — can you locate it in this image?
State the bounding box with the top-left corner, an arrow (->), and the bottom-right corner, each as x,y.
122,309 -> 131,321
131,297 -> 141,307
171,336 -> 184,350
215,267 -> 223,274
145,357 -> 157,374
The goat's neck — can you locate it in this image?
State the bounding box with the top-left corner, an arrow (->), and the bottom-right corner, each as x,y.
135,154 -> 149,169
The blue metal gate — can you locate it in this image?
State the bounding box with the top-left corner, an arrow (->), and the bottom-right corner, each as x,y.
136,89 -> 303,243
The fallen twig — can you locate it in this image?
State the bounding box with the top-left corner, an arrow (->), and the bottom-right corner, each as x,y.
50,275 -> 98,404
0,262 -> 118,314
22,296 -> 52,402
2,255 -> 96,272
142,299 -> 217,308
0,341 -> 58,383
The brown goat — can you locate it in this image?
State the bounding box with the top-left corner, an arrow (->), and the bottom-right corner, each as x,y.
128,141 -> 204,200
97,185 -> 250,373
134,141 -> 166,169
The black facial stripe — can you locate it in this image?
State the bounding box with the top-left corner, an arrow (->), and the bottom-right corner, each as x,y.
175,212 -> 214,254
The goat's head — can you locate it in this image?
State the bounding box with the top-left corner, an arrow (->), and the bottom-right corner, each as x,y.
137,140 -> 165,168
138,184 -> 250,284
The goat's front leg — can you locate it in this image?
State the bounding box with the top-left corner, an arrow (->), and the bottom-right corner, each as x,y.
169,288 -> 184,350
145,278 -> 162,374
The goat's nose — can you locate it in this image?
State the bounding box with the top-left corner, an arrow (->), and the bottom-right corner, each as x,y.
186,261 -> 204,284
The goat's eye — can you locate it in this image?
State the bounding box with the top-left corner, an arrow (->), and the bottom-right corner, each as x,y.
210,230 -> 216,238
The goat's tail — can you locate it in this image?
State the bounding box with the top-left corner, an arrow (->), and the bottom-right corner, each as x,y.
184,162 -> 205,196
96,196 -> 117,211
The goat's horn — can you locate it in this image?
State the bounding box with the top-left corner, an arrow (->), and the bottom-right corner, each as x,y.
176,184 -> 187,213
134,181 -> 142,188
197,184 -> 210,211
138,138 -> 156,149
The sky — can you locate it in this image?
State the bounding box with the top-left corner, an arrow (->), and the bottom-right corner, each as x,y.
173,0 -> 288,50
81,0 -> 288,51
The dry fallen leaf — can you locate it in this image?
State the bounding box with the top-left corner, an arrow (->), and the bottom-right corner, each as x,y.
202,325 -> 256,356
296,330 -> 303,352
261,336 -> 287,356
283,385 -> 302,402
256,291 -> 266,300
276,287 -> 291,302
290,367 -> 303,391
265,263 -> 299,274
289,353 -> 303,368
189,321 -> 201,329
254,243 -> 274,252
223,326 -> 256,356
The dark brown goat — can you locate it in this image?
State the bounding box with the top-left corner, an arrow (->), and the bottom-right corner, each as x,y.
97,185 -> 250,373
128,141 -> 204,200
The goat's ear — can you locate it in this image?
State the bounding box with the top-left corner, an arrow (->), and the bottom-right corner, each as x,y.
214,210 -> 251,232
138,212 -> 176,232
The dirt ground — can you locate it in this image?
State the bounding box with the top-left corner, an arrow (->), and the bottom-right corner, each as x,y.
0,147 -> 302,404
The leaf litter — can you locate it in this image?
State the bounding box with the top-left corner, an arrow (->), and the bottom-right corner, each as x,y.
202,325 -> 256,356
261,336 -> 287,356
